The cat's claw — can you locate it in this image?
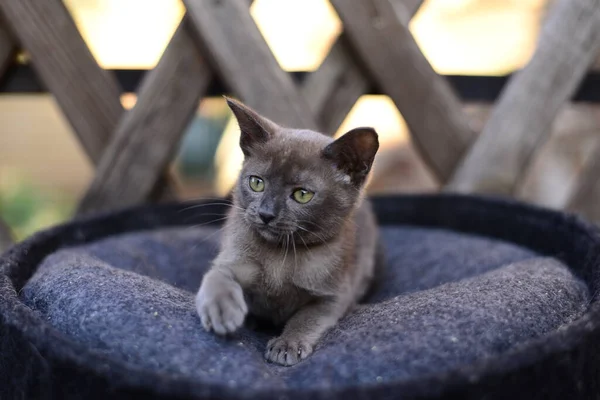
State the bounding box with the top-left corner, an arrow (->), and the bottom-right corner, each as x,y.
265,336 -> 313,366
196,284 -> 247,336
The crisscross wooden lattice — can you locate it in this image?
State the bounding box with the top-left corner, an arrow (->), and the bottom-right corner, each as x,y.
0,0 -> 599,251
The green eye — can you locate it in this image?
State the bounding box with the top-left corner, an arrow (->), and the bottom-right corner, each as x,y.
292,189 -> 314,204
249,176 -> 265,192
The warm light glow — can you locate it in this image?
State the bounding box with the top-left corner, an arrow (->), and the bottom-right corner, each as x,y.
54,0 -> 550,198
0,95 -> 93,195
336,95 -> 409,148
120,93 -> 137,110
251,0 -> 342,71
214,118 -> 245,196
410,0 -> 546,75
62,0 -> 545,75
64,0 -> 184,69
198,97 -> 228,118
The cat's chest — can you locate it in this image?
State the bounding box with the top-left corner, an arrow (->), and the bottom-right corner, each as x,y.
241,247 -> 338,295
235,249 -> 336,322
235,256 -> 302,322
244,279 -> 310,325
239,253 -> 309,293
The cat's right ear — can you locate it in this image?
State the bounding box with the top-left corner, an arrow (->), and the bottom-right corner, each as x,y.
225,97 -> 276,156
322,127 -> 379,186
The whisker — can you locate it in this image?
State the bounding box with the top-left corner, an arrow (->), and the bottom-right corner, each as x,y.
296,219 -> 331,232
281,234 -> 290,269
297,226 -> 336,258
187,196 -> 234,203
196,225 -> 226,243
188,212 -> 231,218
291,232 -> 298,270
178,202 -> 245,213
182,205 -> 245,227
182,225 -> 226,259
298,233 -> 310,251
184,216 -> 230,231
296,225 -> 310,234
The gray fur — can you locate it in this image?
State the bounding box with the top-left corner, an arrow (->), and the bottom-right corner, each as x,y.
196,98 -> 381,365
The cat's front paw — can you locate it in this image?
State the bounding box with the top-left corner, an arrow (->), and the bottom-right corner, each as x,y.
265,336 -> 313,366
196,278 -> 247,336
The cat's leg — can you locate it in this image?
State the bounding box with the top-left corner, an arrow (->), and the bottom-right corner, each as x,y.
264,298 -> 347,366
196,268 -> 248,335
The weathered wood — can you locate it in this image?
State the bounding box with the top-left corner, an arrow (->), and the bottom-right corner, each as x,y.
0,0 -> 123,164
566,139 -> 600,222
516,105 -> 600,208
447,0 -> 600,194
0,22 -> 15,78
300,37 -> 368,135
0,0 -> 180,209
389,0 -> 425,23
301,0 -> 423,135
330,0 -> 474,182
78,19 -> 212,214
183,0 -> 317,129
0,218 -> 13,253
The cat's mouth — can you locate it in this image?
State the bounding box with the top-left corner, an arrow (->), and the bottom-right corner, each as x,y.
243,214 -> 297,243
254,224 -> 295,243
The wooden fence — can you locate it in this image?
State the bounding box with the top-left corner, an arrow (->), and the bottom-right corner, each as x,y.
0,0 -> 599,251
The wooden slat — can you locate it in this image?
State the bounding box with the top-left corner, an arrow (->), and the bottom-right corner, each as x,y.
389,0 -> 425,22
566,139 -> 600,222
447,0 -> 600,195
0,217 -> 13,253
300,37 -> 367,135
183,0 -> 317,130
330,0 -> 475,181
0,22 -> 16,77
77,19 -> 212,214
0,0 -> 123,164
1,0 -> 179,209
301,0 -> 423,135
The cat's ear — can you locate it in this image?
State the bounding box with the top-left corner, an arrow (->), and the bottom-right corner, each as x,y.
225,97 -> 277,156
322,127 -> 379,186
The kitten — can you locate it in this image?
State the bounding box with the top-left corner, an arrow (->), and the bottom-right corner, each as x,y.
196,97 -> 381,366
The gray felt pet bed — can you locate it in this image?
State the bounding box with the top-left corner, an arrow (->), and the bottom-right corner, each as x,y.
1,194 -> 600,400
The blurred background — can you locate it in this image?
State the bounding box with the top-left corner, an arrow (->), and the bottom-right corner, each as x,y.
1,0 -> 599,241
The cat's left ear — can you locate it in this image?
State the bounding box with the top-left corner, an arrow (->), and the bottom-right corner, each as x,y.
322,127 -> 379,186
225,97 -> 278,156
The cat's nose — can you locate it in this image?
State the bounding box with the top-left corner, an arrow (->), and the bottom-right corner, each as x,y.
258,210 -> 276,224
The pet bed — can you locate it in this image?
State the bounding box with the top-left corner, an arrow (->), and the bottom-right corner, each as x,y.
1,194 -> 599,400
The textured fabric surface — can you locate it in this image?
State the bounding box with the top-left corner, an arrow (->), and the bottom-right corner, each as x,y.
3,194 -> 600,400
20,225 -> 589,390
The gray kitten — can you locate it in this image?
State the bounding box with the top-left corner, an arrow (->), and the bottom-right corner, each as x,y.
196,98 -> 381,366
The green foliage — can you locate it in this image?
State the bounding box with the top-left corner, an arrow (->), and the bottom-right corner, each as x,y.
0,178 -> 74,241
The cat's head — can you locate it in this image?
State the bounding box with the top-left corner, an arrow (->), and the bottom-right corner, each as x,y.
226,97 -> 379,245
